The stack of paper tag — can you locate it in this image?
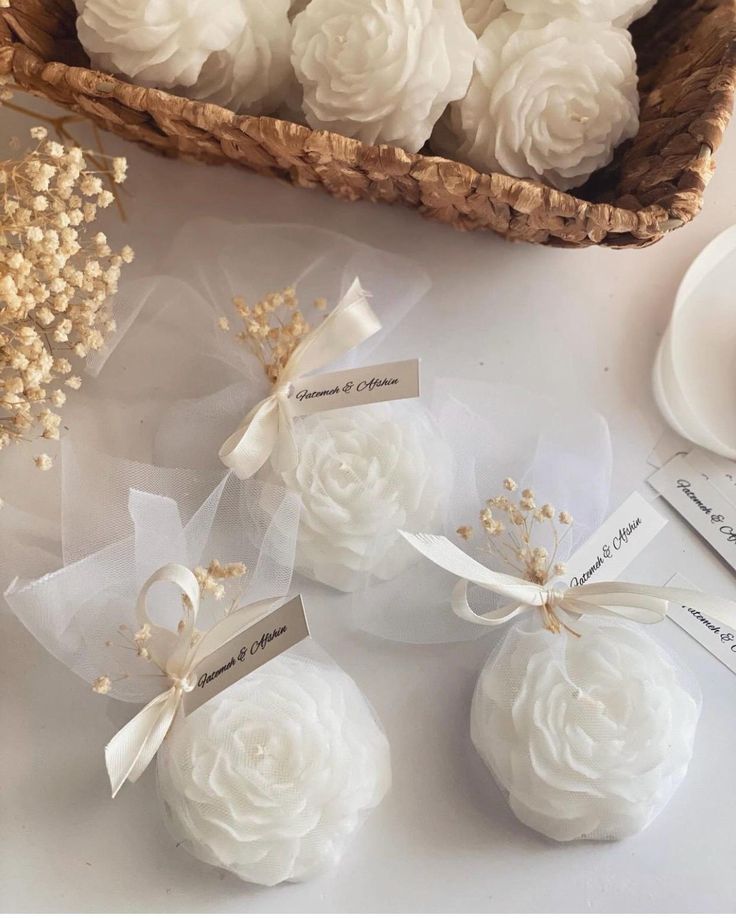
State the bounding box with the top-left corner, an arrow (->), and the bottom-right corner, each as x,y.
649,441 -> 736,674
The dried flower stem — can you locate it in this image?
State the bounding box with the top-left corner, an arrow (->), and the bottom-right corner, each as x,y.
94,560 -> 249,693
0,122 -> 132,484
458,478 -> 578,636
223,285 -> 329,385
0,94 -> 128,220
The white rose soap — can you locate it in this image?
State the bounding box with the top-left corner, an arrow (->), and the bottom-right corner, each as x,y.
505,0 -> 657,28
291,0 -> 477,152
459,0 -> 505,37
157,653 -> 391,886
180,0 -> 293,115
76,0 -> 246,89
434,13 -> 639,190
471,617 -> 699,841
271,404 -> 444,592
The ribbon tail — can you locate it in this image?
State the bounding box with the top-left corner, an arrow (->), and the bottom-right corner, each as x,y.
400,531 -> 548,605
104,689 -> 178,798
219,396 -> 280,479
570,581 -> 736,629
283,278 -> 380,377
270,397 -> 299,474
452,579 -> 529,627
561,596 -> 666,624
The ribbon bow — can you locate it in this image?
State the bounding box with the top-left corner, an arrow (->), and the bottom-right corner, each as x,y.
400,532 -> 736,631
219,277 -> 381,479
104,563 -> 279,797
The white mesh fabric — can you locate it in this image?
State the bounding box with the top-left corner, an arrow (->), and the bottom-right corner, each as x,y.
5,441 -> 300,703
470,615 -> 700,842
353,382 -> 613,643
158,218 -> 431,375
156,643 -> 391,886
260,400 -> 452,593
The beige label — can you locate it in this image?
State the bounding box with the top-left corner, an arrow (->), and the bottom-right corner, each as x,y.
649,455 -> 736,573
565,491 -> 667,587
286,358 -> 420,417
666,574 -> 736,676
183,595 -> 310,715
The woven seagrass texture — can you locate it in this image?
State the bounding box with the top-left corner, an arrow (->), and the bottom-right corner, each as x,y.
1,0 -> 735,248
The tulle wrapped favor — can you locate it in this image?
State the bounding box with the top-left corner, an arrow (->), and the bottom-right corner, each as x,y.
471,616 -> 700,842
353,381 -> 612,643
158,649 -> 391,885
92,219 -> 449,595
5,441 -> 391,885
262,401 -> 451,592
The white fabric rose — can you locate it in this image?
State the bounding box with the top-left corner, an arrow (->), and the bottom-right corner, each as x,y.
433,13 -> 639,190
182,0 -> 293,115
267,405 -> 444,592
157,653 -> 391,886
459,0 -> 505,37
505,0 -> 657,28
76,0 -> 246,89
291,0 -> 477,152
471,618 -> 699,842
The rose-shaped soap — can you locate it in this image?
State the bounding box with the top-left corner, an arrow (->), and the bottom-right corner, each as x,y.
471,618 -> 699,841
76,0 -> 246,89
505,0 -> 657,28
181,0 -> 293,115
291,0 -> 477,152
460,0 -> 505,37
267,405 -> 444,592
433,13 -> 639,190
157,653 -> 391,885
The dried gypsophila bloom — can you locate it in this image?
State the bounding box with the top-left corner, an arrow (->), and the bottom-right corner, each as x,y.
459,478 -> 576,634
222,285 -> 329,385
0,126 -> 133,478
95,559 -> 248,692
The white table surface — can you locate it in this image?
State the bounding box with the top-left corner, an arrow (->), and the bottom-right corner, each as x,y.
1,99 -> 736,915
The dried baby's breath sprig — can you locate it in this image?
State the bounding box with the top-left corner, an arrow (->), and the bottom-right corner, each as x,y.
223,285 -> 330,385
92,675 -> 112,694
94,560 -> 249,694
189,559 -> 248,605
0,124 -> 132,487
460,478 -> 576,636
0,85 -> 128,218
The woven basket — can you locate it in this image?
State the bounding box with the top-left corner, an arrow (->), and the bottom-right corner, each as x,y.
1,0 -> 735,248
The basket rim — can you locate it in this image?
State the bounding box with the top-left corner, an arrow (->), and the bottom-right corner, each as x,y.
1,0 -> 735,247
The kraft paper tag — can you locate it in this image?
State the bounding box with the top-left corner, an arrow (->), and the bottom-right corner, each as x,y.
665,574 -> 736,676
565,491 -> 668,587
183,595 -> 310,715
649,454 -> 736,573
286,358 -> 420,417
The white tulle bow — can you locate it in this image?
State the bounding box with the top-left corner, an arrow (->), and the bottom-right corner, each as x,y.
105,563 -> 279,797
219,277 -> 381,478
400,532 -> 736,629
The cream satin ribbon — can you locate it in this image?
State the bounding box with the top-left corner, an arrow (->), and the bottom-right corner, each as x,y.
219,277 -> 381,479
400,532 -> 736,630
105,563 -> 279,797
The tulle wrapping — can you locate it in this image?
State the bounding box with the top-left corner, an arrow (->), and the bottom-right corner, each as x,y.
471,615 -> 700,842
352,381 -> 613,643
260,400 -> 452,592
5,440 -> 299,701
158,644 -> 391,886
5,441 -> 391,885
90,218 -> 450,594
